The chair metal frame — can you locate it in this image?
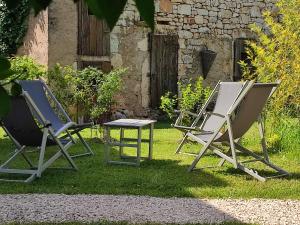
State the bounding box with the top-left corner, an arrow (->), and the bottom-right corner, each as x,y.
0,92 -> 78,183
174,81 -> 289,181
19,79 -> 94,158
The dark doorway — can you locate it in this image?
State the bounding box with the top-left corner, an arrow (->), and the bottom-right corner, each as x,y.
233,38 -> 255,81
150,34 -> 179,108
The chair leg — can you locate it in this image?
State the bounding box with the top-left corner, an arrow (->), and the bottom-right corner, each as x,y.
226,116 -> 238,168
37,128 -> 48,177
0,146 -> 26,169
51,133 -> 78,171
188,144 -> 210,172
175,133 -> 188,154
234,142 -> 289,179
258,116 -> 270,162
75,132 -> 94,157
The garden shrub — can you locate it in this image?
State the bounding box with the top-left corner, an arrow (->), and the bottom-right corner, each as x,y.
241,0 -> 300,152
160,77 -> 212,124
0,56 -> 45,97
10,56 -> 46,80
241,0 -> 300,118
47,64 -> 77,111
47,64 -> 126,121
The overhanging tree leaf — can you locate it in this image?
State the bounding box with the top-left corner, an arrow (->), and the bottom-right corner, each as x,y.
0,56 -> 12,80
0,86 -> 10,117
2,0 -> 23,9
0,56 -> 11,72
30,0 -> 53,15
11,82 -> 22,96
134,0 -> 155,30
84,0 -> 127,30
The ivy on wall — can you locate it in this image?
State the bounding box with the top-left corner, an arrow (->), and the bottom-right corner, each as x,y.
0,0 -> 31,56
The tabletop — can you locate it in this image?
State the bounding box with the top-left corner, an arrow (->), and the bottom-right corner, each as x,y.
103,119 -> 156,128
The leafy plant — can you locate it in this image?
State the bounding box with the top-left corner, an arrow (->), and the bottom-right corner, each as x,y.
10,56 -> 46,80
241,0 -> 300,118
47,64 -> 77,110
47,65 -> 126,121
160,92 -> 177,119
0,56 -> 22,116
241,0 -> 300,152
160,77 -> 212,122
92,68 -> 124,118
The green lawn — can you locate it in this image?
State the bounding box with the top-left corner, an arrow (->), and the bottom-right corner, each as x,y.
0,121 -> 299,199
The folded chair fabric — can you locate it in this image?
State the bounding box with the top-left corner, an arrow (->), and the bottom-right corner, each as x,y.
174,81 -> 248,149
175,81 -> 289,181
0,96 -> 78,182
0,79 -> 94,182
19,79 -> 94,158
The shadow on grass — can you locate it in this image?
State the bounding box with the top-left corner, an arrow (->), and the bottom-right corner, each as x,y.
0,136 -> 229,196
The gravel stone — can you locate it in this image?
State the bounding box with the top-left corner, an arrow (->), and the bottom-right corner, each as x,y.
0,195 -> 299,225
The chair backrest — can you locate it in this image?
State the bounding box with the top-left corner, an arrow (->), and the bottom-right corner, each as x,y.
201,82 -> 245,131
216,83 -> 277,142
19,80 -> 64,131
1,96 -> 55,147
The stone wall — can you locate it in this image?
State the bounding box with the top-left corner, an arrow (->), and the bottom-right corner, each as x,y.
110,0 -> 277,114
48,0 -> 78,68
110,1 -> 151,116
17,10 -> 49,66
18,0 -> 277,116
155,0 -> 277,85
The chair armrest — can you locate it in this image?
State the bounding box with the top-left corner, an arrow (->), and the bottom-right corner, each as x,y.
172,124 -> 200,131
204,112 -> 225,118
177,110 -> 199,117
54,122 -> 76,137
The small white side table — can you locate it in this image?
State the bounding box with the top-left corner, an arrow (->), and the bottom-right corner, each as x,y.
103,119 -> 156,166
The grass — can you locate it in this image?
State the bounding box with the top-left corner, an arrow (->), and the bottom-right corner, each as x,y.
0,120 -> 299,199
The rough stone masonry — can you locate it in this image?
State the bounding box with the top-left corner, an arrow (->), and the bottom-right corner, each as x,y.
110,0 -> 277,116
19,0 -> 278,116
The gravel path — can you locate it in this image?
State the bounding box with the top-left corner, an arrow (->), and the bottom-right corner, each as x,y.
0,194 -> 299,225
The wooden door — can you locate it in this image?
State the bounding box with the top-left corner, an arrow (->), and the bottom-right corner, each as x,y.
150,34 -> 179,108
78,0 -> 110,56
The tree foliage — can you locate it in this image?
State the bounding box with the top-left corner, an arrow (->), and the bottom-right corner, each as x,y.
0,0 -> 30,56
242,0 -> 300,117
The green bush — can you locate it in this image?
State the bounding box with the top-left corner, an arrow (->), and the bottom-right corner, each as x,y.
241,0 -> 300,152
47,64 -> 77,110
10,56 -> 46,80
160,77 -> 212,123
0,56 -> 45,98
241,0 -> 300,118
266,117 -> 300,152
47,64 -> 126,121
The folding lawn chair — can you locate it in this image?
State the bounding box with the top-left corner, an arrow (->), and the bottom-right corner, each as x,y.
0,96 -> 78,182
176,81 -> 289,181
18,79 -> 94,158
174,81 -> 248,152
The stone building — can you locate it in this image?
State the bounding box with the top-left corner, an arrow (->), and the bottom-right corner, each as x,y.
18,0 -> 276,116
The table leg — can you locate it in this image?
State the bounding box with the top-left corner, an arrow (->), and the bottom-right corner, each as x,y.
149,123 -> 154,160
104,126 -> 111,163
137,127 -> 142,166
119,128 -> 124,158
